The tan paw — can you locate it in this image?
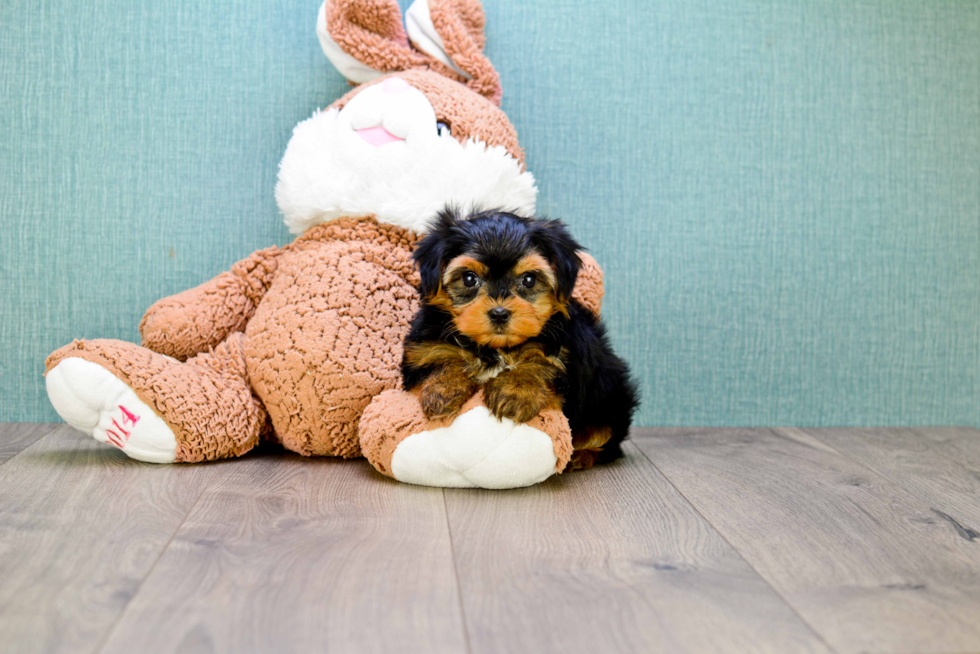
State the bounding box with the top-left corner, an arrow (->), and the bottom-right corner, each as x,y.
419,384 -> 471,419
483,375 -> 549,423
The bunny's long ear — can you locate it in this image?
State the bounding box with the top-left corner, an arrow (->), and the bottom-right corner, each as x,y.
405,0 -> 503,105
317,0 -> 428,83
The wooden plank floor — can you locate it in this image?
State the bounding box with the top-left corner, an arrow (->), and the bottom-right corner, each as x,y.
1,424 -> 979,653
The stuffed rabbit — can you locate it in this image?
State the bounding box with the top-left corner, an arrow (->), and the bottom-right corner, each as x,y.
44,0 -> 605,489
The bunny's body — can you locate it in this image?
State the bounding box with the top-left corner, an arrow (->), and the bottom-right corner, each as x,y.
44,0 -> 607,488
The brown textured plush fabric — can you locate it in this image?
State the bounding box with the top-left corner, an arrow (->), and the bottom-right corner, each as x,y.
327,70 -> 523,166
427,0 -> 502,104
140,247 -> 280,361
324,0 -> 502,104
358,388 -> 435,477
47,217 -> 421,461
359,388 -> 574,478
45,334 -> 265,463
244,218 -> 421,457
572,252 -> 605,317
326,0 -> 430,74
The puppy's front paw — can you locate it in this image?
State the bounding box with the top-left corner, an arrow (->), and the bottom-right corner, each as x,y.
419,381 -> 471,419
484,374 -> 549,423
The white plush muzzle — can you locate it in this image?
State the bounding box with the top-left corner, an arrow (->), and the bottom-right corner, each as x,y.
275,76 -> 537,235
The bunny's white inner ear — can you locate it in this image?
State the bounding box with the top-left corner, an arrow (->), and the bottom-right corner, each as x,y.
316,1 -> 385,83
405,0 -> 473,80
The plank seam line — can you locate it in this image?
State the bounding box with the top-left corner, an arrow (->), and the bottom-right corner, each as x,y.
443,489 -> 474,654
629,437 -> 840,654
91,479 -> 212,654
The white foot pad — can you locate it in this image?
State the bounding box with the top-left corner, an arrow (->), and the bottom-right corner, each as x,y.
45,357 -> 178,463
389,407 -> 558,489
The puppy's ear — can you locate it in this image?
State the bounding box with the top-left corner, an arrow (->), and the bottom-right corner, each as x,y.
529,219 -> 583,303
414,207 -> 461,297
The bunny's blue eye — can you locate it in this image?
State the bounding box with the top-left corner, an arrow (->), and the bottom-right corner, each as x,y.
436,121 -> 451,137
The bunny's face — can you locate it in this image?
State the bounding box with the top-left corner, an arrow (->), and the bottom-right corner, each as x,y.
275,0 -> 537,235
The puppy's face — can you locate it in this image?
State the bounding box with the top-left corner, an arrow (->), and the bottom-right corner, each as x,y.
438,251 -> 562,348
415,209 -> 583,349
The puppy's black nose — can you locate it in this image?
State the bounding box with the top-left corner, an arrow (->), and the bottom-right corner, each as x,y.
488,307 -> 511,325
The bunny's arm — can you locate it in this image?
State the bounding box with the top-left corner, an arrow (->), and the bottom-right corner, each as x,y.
572,252 -> 604,317
139,247 -> 281,360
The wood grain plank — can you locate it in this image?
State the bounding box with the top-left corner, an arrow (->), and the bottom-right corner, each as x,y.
633,427 -> 980,654
99,453 -> 468,654
804,427 -> 980,531
445,443 -> 832,654
0,424 -> 222,654
0,423 -> 57,465
911,427 -> 980,470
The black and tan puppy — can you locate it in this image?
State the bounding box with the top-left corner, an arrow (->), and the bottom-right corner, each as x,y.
402,208 -> 638,469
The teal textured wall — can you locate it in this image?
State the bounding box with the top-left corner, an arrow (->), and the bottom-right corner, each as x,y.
1,0 -> 978,426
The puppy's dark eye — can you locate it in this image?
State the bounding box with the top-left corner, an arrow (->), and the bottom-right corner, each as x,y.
436,121 -> 451,137
520,273 -> 537,289
462,271 -> 479,288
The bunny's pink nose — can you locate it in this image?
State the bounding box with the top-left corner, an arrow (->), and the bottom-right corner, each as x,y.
382,76 -> 410,94
355,126 -> 403,147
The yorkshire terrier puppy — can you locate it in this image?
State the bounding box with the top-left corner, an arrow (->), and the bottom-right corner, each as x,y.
402,208 -> 638,469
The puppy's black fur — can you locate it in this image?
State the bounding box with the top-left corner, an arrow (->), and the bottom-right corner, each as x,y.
403,207 -> 639,468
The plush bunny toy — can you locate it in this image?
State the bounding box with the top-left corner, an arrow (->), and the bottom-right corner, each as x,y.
44,0 -> 605,489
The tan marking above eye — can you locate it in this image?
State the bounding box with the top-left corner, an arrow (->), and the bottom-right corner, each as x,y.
513,253 -> 556,287
513,253 -> 550,274
443,255 -> 488,286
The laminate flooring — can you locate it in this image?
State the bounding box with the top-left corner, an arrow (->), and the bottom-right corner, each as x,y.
2,423 -> 979,654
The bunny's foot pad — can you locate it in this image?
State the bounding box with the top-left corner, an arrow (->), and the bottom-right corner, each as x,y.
360,389 -> 573,489
45,337 -> 266,463
46,357 -> 178,463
